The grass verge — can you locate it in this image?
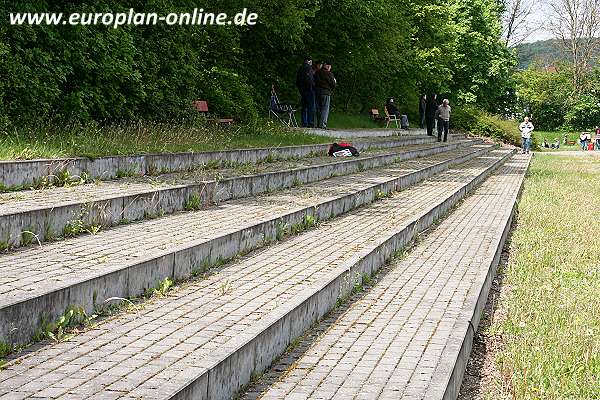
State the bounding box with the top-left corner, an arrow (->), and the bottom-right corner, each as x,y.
293,111 -> 390,129
326,112 -> 381,129
0,119 -> 332,160
533,130 -> 599,152
493,154 -> 600,398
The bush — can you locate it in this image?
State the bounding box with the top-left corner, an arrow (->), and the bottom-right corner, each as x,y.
452,106 -> 535,148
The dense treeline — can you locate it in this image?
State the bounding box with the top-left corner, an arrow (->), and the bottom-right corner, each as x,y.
1,0 -> 514,129
513,40 -> 568,70
516,63 -> 600,131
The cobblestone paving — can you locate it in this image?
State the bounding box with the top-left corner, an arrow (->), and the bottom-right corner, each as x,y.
0,143 -> 452,215
0,150 -> 511,400
0,145 -> 489,308
242,154 -> 530,400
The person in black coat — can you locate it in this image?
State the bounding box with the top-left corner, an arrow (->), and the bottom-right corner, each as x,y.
385,98 -> 409,129
425,94 -> 438,136
385,98 -> 401,117
419,94 -> 427,129
296,57 -> 316,127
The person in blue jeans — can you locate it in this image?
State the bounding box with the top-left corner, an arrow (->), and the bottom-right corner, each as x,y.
579,132 -> 591,150
518,116 -> 534,154
295,57 -> 315,127
315,61 -> 336,129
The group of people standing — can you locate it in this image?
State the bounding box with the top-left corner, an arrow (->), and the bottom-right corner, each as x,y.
579,128 -> 600,150
296,57 -> 336,129
296,62 -> 453,138
521,117 -> 600,153
420,94 -> 452,142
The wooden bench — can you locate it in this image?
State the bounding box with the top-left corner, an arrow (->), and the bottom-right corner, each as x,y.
192,100 -> 234,125
369,109 -> 384,122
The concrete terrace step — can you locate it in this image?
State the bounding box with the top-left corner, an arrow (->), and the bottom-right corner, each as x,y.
0,148 -> 515,400
302,128 -> 438,139
242,154 -> 531,400
0,140 -> 476,249
0,135 -> 442,190
0,144 -> 497,347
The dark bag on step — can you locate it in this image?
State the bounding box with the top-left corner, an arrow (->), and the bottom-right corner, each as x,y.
328,142 -> 359,157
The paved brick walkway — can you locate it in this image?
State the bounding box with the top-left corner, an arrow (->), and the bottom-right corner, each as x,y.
0,145 -> 487,308
0,150 -> 511,400
242,155 -> 530,400
0,143 -> 445,216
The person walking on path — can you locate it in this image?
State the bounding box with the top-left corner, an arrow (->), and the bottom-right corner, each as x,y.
435,99 -> 451,142
419,94 -> 427,129
519,116 -> 534,154
425,94 -> 438,136
296,57 -> 316,128
315,60 -> 336,129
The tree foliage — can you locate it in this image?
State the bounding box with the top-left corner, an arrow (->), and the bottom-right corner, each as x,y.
1,0 -> 514,128
516,63 -> 600,130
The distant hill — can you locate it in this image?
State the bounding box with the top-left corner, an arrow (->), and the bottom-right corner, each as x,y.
513,39 -> 567,69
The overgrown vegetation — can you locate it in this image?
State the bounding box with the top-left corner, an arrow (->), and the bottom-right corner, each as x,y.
1,0 -> 514,135
493,155 -> 600,398
452,106 -> 532,148
37,306 -> 96,343
0,120 -> 331,160
516,62 -> 600,131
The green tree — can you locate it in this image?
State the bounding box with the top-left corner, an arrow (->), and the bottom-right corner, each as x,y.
0,0 -> 516,127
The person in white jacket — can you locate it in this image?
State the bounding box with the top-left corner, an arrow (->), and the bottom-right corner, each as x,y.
519,116 -> 534,154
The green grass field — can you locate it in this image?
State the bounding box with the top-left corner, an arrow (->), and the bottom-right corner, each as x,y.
0,120 -> 334,160
533,130 -> 599,152
493,154 -> 600,398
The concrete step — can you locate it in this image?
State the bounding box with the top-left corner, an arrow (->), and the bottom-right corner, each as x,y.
241,154 -> 531,400
0,135 -> 442,190
0,148 -> 515,400
302,128 -> 420,138
0,144 -> 496,347
0,140 -> 476,249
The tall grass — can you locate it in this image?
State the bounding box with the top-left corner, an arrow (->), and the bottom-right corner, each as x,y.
293,111 -> 396,129
494,155 -> 600,398
0,119 -> 332,160
326,112 -> 381,129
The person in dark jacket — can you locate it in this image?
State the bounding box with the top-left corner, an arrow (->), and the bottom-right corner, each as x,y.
296,57 -> 315,127
313,61 -> 323,126
315,61 -> 336,129
385,98 -> 409,129
419,94 -> 427,129
425,93 -> 438,136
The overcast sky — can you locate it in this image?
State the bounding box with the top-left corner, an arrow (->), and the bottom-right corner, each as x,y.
523,0 -> 553,43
